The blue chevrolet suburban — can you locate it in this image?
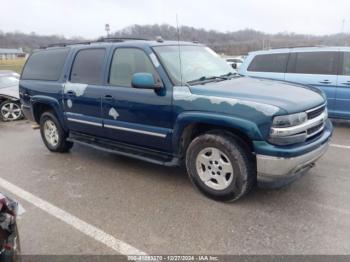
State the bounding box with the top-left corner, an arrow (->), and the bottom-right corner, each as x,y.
239,47 -> 350,119
19,38 -> 332,202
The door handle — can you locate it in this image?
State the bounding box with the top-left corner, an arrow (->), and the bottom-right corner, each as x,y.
341,81 -> 350,86
319,80 -> 331,84
104,95 -> 114,101
66,90 -> 76,96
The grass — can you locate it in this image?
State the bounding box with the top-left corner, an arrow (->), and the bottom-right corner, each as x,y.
0,59 -> 26,74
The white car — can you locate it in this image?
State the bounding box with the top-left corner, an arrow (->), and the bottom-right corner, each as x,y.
0,70 -> 23,121
225,57 -> 244,70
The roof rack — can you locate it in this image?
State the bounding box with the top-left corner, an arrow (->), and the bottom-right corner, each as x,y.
42,37 -> 150,49
268,45 -> 327,50
44,41 -> 93,48
96,37 -> 150,42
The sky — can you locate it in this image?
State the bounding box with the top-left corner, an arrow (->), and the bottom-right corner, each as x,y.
1,0 -> 350,38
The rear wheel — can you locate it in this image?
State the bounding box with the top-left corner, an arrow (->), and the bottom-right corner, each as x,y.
40,111 -> 73,152
186,131 -> 255,202
0,100 -> 23,122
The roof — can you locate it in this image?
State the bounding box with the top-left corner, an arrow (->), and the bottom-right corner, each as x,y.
248,46 -> 350,55
0,48 -> 23,54
0,70 -> 19,76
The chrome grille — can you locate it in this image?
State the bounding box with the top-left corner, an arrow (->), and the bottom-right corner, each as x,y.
306,104 -> 326,120
306,104 -> 327,138
270,104 -> 327,145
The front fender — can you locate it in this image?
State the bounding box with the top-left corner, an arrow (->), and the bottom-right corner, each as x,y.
172,111 -> 264,153
31,95 -> 66,129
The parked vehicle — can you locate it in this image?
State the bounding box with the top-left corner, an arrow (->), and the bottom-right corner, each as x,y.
225,57 -> 244,70
0,71 -> 23,122
0,193 -> 23,262
19,39 -> 332,202
239,47 -> 350,120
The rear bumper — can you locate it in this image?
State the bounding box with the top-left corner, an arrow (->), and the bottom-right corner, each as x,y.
255,119 -> 332,188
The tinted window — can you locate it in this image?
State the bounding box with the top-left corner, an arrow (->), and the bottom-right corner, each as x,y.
248,53 -> 288,73
22,48 -> 69,81
109,48 -> 158,87
70,49 -> 105,85
342,52 -> 350,76
293,52 -> 338,75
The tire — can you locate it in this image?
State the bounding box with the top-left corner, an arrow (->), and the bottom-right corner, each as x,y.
186,131 -> 255,202
0,100 -> 23,122
39,111 -> 73,153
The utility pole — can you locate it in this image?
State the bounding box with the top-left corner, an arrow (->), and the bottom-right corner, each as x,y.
341,19 -> 346,34
105,24 -> 110,37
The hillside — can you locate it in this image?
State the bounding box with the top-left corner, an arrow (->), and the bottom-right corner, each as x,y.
1,24 -> 350,55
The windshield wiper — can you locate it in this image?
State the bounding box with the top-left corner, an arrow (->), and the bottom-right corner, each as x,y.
186,75 -> 227,85
219,72 -> 239,79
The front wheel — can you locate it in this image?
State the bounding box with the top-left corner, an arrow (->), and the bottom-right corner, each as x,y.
0,100 -> 23,122
186,132 -> 255,202
40,111 -> 73,153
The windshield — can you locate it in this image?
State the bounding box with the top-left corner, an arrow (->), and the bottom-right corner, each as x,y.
0,76 -> 19,89
153,45 -> 234,85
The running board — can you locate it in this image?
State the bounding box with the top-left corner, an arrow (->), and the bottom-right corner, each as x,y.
67,132 -> 180,167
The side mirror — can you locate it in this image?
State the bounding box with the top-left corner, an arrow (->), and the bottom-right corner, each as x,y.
131,73 -> 160,89
231,63 -> 237,69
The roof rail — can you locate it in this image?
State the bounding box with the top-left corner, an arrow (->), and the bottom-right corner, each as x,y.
42,41 -> 93,49
268,45 -> 327,50
42,37 -> 150,49
96,37 -> 150,42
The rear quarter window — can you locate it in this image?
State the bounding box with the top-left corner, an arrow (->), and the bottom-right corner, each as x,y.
70,48 -> 106,85
247,53 -> 288,73
342,52 -> 350,75
289,52 -> 338,75
21,48 -> 70,81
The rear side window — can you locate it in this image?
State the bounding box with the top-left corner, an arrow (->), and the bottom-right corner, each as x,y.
109,48 -> 158,87
342,52 -> 350,76
247,53 -> 288,73
22,48 -> 69,81
70,49 -> 106,85
290,52 -> 338,75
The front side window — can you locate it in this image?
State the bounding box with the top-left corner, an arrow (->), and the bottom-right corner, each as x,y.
153,45 -> 233,85
21,48 -> 69,81
247,53 -> 289,73
109,48 -> 158,87
342,52 -> 350,76
70,49 -> 106,85
293,52 -> 338,75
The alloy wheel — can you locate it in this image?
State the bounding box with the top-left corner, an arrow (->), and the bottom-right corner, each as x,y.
195,147 -> 234,190
1,102 -> 22,121
44,120 -> 59,147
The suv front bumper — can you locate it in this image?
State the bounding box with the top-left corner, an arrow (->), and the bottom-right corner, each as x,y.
255,119 -> 332,188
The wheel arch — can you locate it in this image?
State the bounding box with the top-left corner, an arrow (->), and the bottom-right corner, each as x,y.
31,96 -> 66,129
173,112 -> 263,158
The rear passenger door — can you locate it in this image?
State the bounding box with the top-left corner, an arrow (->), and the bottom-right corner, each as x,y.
335,51 -> 350,119
285,51 -> 339,115
63,48 -> 106,136
243,53 -> 289,81
101,47 -> 173,152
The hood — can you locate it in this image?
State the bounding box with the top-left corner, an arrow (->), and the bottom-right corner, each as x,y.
189,76 -> 325,114
0,85 -> 19,99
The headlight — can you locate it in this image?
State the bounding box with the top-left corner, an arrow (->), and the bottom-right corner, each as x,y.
269,112 -> 308,146
272,112 -> 307,128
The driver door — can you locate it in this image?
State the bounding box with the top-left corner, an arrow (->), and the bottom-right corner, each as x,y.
101,47 -> 173,152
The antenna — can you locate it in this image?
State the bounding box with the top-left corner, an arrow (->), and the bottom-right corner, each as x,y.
176,14 -> 183,86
